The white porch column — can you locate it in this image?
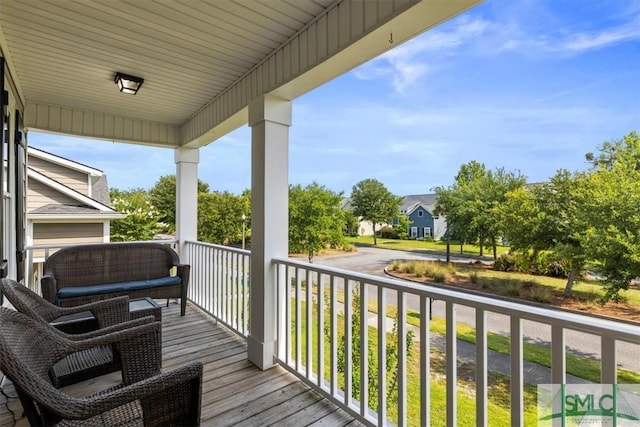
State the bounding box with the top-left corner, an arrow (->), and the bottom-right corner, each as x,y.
174,147 -> 199,261
247,94 -> 291,370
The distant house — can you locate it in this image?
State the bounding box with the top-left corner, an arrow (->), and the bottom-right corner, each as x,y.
26,147 -> 125,283
340,197 -> 376,236
395,194 -> 447,240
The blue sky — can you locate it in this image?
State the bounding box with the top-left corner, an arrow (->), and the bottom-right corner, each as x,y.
30,0 -> 640,197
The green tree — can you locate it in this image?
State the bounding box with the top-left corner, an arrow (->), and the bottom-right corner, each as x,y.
110,188 -> 160,241
434,182 -> 471,255
585,131 -> 640,170
289,182 -> 345,262
149,174 -> 210,233
350,179 -> 402,246
395,214 -> 412,240
574,131 -> 640,302
198,191 -> 247,245
475,167 -> 526,258
435,162 -> 525,258
343,209 -> 360,237
497,170 -> 585,295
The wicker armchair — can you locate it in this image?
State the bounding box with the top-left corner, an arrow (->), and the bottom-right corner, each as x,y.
0,278 -> 156,387
0,307 -> 202,426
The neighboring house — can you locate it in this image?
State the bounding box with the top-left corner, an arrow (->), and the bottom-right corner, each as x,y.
26,147 -> 124,283
340,197 -> 377,237
395,194 -> 447,240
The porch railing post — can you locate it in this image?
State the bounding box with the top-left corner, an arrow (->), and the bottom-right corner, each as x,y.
247,94 -> 291,370
175,147 -> 199,262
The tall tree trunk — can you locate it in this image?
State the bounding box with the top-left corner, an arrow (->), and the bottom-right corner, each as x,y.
564,269 -> 577,297
479,234 -> 484,257
460,237 -> 464,255
493,241 -> 497,260
372,223 -> 377,246
446,235 -> 451,263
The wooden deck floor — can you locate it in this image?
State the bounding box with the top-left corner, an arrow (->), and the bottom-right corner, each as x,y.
0,301 -> 362,427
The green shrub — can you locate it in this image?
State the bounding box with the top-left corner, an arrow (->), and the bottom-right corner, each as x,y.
584,289 -> 601,304
469,271 -> 479,284
399,261 -> 416,274
503,280 -> 523,297
379,226 -> 399,239
493,253 -> 515,272
524,285 -> 553,303
513,252 -> 533,273
543,260 -> 567,278
431,271 -> 447,282
478,277 -> 495,290
389,260 -> 402,271
445,262 -> 457,274
335,242 -> 354,252
503,251 -> 568,278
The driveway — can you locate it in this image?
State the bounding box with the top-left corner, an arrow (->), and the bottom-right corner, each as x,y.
314,246 -> 640,373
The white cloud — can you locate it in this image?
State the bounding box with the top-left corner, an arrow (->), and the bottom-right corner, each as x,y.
354,15 -> 493,95
559,22 -> 640,53
352,3 -> 640,96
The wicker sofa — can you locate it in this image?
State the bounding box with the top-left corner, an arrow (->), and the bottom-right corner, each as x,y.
42,242 -> 190,316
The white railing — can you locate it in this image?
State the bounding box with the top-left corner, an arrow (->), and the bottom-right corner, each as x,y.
24,239 -> 178,294
24,239 -> 640,425
184,241 -> 250,337
272,257 -> 640,427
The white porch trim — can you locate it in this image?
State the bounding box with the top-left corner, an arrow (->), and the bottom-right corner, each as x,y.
247,94 -> 291,370
175,147 -> 199,261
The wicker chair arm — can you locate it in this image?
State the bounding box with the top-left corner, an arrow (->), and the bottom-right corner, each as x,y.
83,363 -> 202,420
60,315 -> 155,341
176,263 -> 190,280
59,321 -> 163,384
41,274 -> 57,303
26,363 -> 203,423
54,295 -> 131,327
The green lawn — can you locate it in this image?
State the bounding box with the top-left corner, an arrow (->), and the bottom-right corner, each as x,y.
346,236 -> 510,258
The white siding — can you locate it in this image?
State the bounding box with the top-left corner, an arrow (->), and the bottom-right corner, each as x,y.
25,104 -> 180,147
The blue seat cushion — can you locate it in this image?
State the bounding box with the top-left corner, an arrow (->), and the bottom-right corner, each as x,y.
57,276 -> 182,300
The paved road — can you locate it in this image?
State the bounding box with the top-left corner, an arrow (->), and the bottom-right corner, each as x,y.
314,246 -> 640,373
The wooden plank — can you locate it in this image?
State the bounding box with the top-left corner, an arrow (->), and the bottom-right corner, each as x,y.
308,408 -> 359,426
202,367 -> 289,396
163,343 -> 247,368
201,373 -> 299,421
276,398 -> 342,426
0,301 -> 358,427
163,334 -> 242,357
207,382 -> 309,426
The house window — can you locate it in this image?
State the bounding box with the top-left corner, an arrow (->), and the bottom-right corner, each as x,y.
418,210 -> 423,217
424,227 -> 431,238
410,227 -> 417,238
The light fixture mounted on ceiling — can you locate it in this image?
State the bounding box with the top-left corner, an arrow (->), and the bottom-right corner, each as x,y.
114,72 -> 144,95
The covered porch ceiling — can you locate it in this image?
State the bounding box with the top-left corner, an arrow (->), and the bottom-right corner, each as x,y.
0,0 -> 481,149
